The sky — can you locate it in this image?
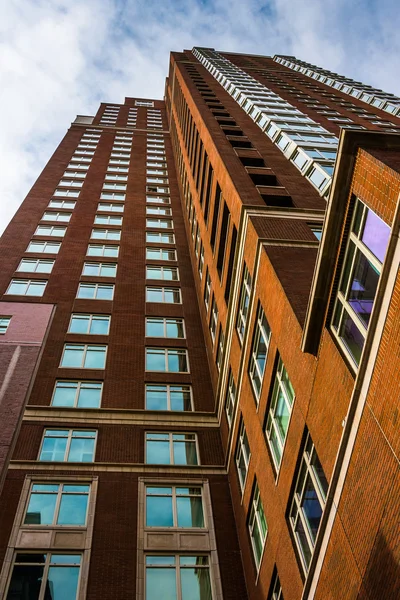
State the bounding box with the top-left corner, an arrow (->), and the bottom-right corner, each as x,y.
1,0 -> 400,234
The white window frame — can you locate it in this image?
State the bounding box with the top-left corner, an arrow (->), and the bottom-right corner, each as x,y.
90,228 -> 121,241
68,314 -> 111,335
145,384 -> 193,411
0,316 -> 11,334
236,265 -> 252,344
145,347 -> 189,373
146,247 -> 177,261
76,282 -> 115,300
145,432 -> 198,465
145,317 -> 185,339
34,225 -> 66,237
235,420 -> 251,492
82,262 -> 117,277
60,343 -> 108,369
224,370 -> 237,427
87,244 -> 119,257
248,481 -> 268,569
145,485 -> 204,528
51,380 -> 103,409
17,258 -> 54,274
41,212 -> 72,223
146,266 -> 179,281
6,279 -> 47,296
26,241 -> 61,254
39,429 -> 97,462
248,306 -> 271,402
145,286 -> 181,304
23,482 -> 91,526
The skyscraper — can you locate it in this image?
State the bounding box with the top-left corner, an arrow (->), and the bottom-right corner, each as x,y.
0,48 -> 399,600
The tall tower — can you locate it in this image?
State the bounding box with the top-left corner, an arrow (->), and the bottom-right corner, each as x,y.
0,48 -> 399,600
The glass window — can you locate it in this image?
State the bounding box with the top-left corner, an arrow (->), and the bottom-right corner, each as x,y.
270,570 -> 284,600
145,432 -> 198,465
146,232 -> 174,244
48,200 -> 76,209
146,486 -> 204,528
94,215 -> 123,226
6,553 -> 81,600
97,202 -> 124,213
91,229 -> 121,241
236,265 -> 252,343
145,348 -> 189,372
77,283 -> 114,300
52,381 -> 102,408
146,218 -> 173,229
39,430 -> 97,462
216,326 -> 225,372
24,483 -> 90,525
331,198 -> 390,366
235,420 -> 250,492
225,370 -> 237,427
145,384 -> 192,411
145,555 -> 211,600
26,240 -> 61,254
17,259 -> 54,273
146,286 -> 181,303
265,357 -> 295,469
87,244 -> 119,257
53,189 -> 80,198
209,297 -> 218,343
68,314 -> 110,335
42,212 -> 71,222
248,306 -> 271,400
248,481 -> 268,568
100,192 -> 125,201
60,344 -> 107,368
146,206 -> 171,216
146,266 -> 179,281
35,225 -> 66,237
6,279 -> 47,296
0,316 -> 11,334
146,317 -> 185,338
289,432 -> 328,573
204,270 -> 211,310
146,247 -> 177,261
82,262 -> 117,277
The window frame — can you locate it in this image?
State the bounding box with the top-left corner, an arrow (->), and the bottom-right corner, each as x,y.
145,432 -> 199,465
68,314 -> 111,335
145,317 -> 186,339
248,481 -> 268,569
146,266 -> 179,281
145,286 -> 181,303
248,305 -> 271,403
51,380 -> 103,409
235,419 -> 251,493
236,265 -> 252,344
82,262 -> 117,277
76,282 -> 115,300
38,429 -> 97,463
60,343 -> 108,369
145,347 -> 189,373
5,279 -> 47,297
145,485 -> 205,529
145,384 -> 193,412
224,370 -> 237,427
23,482 -> 91,527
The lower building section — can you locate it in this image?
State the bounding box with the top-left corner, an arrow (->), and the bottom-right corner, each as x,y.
0,471 -> 247,600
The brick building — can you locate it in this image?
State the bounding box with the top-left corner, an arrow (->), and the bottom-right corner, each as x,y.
0,48 -> 399,599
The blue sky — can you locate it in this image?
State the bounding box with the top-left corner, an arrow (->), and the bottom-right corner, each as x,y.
1,0 -> 399,233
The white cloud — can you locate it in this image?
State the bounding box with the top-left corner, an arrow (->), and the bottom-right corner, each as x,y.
0,0 -> 399,233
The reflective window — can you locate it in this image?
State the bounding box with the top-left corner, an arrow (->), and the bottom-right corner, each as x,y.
94,215 -> 123,226
60,344 -> 107,368
236,265 -> 252,343
146,317 -> 185,338
68,314 -> 110,335
235,420 -> 250,492
52,381 -> 102,408
146,266 -> 179,281
209,297 -> 218,343
0,316 -> 11,334
145,384 -> 192,411
225,370 -> 237,427
332,198 -> 390,366
145,432 -> 198,465
248,481 -> 268,568
42,212 -> 71,222
146,232 -> 175,244
24,483 -> 90,526
26,240 -> 61,254
146,218 -> 173,229
146,486 -> 204,527
145,555 -> 211,600
97,202 -> 124,213
265,358 -> 295,469
91,229 -> 121,241
6,553 -> 81,600
289,432 -> 328,573
248,306 -> 271,400
17,259 -> 54,274
145,348 -> 189,372
77,283 -> 114,300
146,286 -> 181,303
146,247 -> 177,261
39,430 -> 97,462
6,279 -> 47,296
35,225 -> 66,237
270,570 -> 284,600
87,244 -> 119,257
82,262 -> 117,277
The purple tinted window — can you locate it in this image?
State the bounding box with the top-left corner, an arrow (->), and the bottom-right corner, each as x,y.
362,209 -> 390,263
348,251 -> 379,327
340,311 -> 364,365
